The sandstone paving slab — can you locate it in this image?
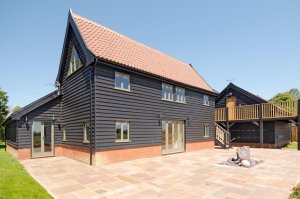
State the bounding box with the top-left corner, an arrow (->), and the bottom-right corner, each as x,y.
21,148 -> 300,199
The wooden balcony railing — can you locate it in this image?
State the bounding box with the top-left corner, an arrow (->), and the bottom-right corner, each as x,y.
233,104 -> 260,120
215,108 -> 226,121
262,101 -> 298,119
215,100 -> 298,122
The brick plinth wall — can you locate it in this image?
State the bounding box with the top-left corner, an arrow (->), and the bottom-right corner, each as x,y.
186,141 -> 214,151
95,145 -> 161,165
55,145 -> 92,165
232,142 -> 276,148
7,141 -> 215,165
6,144 -> 31,160
6,144 -> 18,158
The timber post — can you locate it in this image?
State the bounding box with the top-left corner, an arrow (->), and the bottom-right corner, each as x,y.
226,107 -> 230,148
297,99 -> 300,150
259,103 -> 264,148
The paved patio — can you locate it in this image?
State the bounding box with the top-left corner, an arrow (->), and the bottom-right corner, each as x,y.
21,148 -> 300,199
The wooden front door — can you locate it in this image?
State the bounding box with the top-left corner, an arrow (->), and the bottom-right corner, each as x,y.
226,96 -> 236,120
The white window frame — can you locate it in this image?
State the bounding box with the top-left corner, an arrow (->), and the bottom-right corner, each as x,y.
62,127 -> 66,141
175,87 -> 186,103
83,123 -> 90,143
203,95 -> 210,106
115,71 -> 130,91
115,121 -> 130,142
67,46 -> 83,76
162,83 -> 174,101
204,124 -> 210,137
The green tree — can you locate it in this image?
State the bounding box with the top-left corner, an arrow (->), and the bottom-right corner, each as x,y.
270,88 -> 300,102
270,92 -> 295,102
288,88 -> 300,100
0,88 -> 9,141
12,106 -> 22,113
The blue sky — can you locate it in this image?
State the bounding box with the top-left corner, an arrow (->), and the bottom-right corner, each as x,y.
0,1 -> 299,109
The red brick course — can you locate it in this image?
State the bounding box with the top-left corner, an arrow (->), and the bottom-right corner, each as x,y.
55,145 -> 92,165
6,144 -> 31,160
232,142 -> 276,148
6,141 -> 215,165
95,145 -> 161,165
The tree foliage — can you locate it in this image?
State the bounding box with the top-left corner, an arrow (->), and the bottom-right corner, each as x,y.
288,88 -> 300,100
270,88 -> 300,102
12,106 -> 22,113
0,88 -> 9,140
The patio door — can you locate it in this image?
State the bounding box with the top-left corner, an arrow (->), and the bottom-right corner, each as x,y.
32,121 -> 54,157
162,121 -> 185,154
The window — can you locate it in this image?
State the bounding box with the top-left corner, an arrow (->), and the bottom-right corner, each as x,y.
115,121 -> 130,142
203,95 -> 209,106
115,71 -> 130,91
162,83 -> 173,101
67,46 -> 83,76
175,87 -> 185,103
83,123 -> 90,143
62,127 -> 66,141
204,125 -> 210,137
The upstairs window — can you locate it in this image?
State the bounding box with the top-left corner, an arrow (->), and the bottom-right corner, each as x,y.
204,124 -> 210,137
175,87 -> 185,103
203,95 -> 210,106
83,123 -> 90,143
115,71 -> 130,91
68,46 -> 83,76
116,121 -> 130,142
162,83 -> 173,101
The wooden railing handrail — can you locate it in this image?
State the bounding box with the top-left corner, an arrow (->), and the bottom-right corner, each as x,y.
215,123 -> 230,146
215,100 -> 298,122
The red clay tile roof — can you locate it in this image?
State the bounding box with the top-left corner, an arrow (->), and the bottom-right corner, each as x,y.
71,13 -> 215,92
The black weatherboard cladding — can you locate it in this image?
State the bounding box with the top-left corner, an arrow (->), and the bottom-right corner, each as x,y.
17,96 -> 62,149
230,122 -> 275,144
274,121 -> 291,146
94,62 -> 216,151
61,27 -> 92,148
5,121 -> 17,147
216,88 -> 260,108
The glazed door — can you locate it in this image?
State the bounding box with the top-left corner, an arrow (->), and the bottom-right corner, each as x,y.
162,121 -> 185,154
32,121 -> 54,157
226,96 -> 236,120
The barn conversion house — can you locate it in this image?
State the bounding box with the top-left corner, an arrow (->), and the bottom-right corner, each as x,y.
3,10 -> 217,165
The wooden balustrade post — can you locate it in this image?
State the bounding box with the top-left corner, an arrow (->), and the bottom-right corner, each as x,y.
259,103 -> 264,148
226,107 -> 231,148
297,99 -> 300,150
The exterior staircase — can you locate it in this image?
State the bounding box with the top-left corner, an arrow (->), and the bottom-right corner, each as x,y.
215,123 -> 230,149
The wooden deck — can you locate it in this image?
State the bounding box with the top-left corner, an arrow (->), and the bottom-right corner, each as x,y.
215,100 -> 298,122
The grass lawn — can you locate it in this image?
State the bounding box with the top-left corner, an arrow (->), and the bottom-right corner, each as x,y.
0,141 -> 53,199
284,142 -> 298,150
289,183 -> 300,199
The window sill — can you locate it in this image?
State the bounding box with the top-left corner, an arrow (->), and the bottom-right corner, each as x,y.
115,140 -> 131,143
161,99 -> 187,104
203,104 -> 210,106
204,136 -> 210,138
114,87 -> 132,92
83,140 -> 90,144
